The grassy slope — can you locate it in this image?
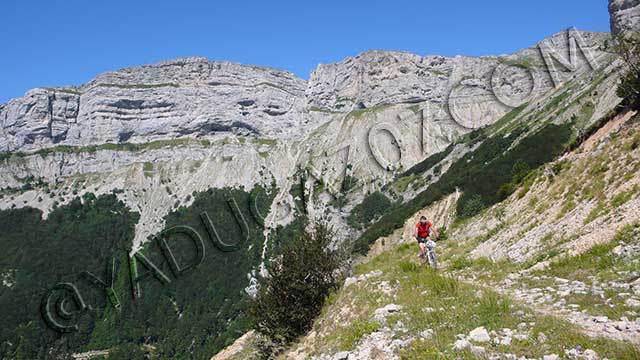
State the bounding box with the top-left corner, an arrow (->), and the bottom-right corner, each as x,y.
231,116 -> 640,360
278,238 -> 638,359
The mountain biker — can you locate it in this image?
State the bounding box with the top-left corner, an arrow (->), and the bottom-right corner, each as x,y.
414,215 -> 440,259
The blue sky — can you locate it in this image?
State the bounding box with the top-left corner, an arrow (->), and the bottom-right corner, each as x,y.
0,0 -> 609,103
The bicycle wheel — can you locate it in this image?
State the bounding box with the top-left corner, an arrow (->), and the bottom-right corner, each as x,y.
428,251 -> 438,270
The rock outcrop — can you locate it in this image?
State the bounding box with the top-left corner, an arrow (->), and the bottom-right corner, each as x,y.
0,57 -> 310,152
0,28 -> 610,155
609,0 -> 640,35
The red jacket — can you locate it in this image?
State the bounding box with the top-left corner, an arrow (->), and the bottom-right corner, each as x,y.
415,221 -> 433,238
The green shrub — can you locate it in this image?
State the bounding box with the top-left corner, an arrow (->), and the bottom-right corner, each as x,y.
613,32 -> 640,109
250,222 -> 346,351
438,227 -> 449,241
401,145 -> 454,177
338,319 -> 382,350
458,194 -> 485,218
511,159 -> 531,183
497,182 -> 515,200
611,185 -> 638,208
0,194 -> 140,359
347,191 -> 393,229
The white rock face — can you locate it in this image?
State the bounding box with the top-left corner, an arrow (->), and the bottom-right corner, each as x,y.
0,29 -> 608,154
0,57 -> 312,152
609,0 -> 640,35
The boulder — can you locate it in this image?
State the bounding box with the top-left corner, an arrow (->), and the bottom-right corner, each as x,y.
468,326 -> 491,343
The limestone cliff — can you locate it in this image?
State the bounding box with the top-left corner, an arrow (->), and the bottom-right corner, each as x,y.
610,0 -> 640,35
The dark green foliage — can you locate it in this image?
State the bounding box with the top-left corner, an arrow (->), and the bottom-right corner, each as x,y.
400,144 -> 454,177
437,227 -> 449,241
0,138 -> 214,162
0,186 -> 279,359
511,159 -> 531,184
347,191 -> 394,230
617,71 -> 640,108
460,127 -> 488,145
0,193 -> 139,359
250,222 -> 345,354
341,174 -> 359,193
93,186 -> 277,359
451,123 -> 570,218
354,122 -> 573,253
613,32 -> 640,109
269,213 -> 308,258
253,334 -> 287,360
106,343 -> 148,360
497,182 -> 516,200
495,159 -> 533,200
458,194 -> 485,218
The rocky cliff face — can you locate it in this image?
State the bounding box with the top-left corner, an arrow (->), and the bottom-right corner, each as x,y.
0,28 -> 608,155
0,28 -> 615,251
0,57 -> 310,152
610,0 -> 640,35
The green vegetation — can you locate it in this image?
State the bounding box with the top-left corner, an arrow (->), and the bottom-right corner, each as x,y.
309,107 -> 341,114
497,56 -> 537,70
45,87 -> 82,95
611,184 -> 639,208
428,69 -> 447,76
488,103 -> 529,134
0,193 -> 139,359
450,255 -> 473,270
97,83 -> 180,89
354,122 -> 573,253
331,318 -> 381,350
142,162 -> 154,177
0,185 -> 282,359
305,240 -> 638,360
255,82 -> 295,95
0,138 -> 223,162
89,186 -> 277,358
542,89 -> 572,115
584,201 -> 608,225
347,191 -> 394,230
457,126 -> 487,145
613,32 -> 640,109
400,144 -> 454,177
251,138 -> 278,146
534,223 -> 639,281
250,222 -> 346,357
389,173 -> 416,193
345,104 -> 391,120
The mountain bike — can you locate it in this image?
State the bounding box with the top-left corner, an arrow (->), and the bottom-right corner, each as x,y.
421,239 -> 438,270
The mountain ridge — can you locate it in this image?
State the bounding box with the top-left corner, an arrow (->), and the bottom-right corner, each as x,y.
0,1 -> 638,359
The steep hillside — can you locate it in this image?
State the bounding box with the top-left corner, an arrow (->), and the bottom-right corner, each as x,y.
222,112 -> 640,360
0,1 -> 638,359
